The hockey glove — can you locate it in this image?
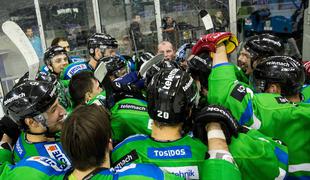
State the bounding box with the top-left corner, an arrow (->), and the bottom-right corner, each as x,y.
0,116 -> 20,145
191,32 -> 239,56
193,105 -> 239,144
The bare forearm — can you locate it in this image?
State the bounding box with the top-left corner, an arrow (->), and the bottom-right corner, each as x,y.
212,44 -> 229,66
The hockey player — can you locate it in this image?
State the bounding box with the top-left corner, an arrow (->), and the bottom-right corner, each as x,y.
42,46 -> 72,112
0,105 -> 191,179
112,68 -> 288,179
1,80 -> 70,167
60,33 -> 118,80
191,32 -> 310,178
236,33 -> 284,84
69,57 -> 150,144
69,71 -> 103,107
237,33 -> 284,76
43,45 -> 69,77
51,37 -> 86,63
41,37 -> 86,73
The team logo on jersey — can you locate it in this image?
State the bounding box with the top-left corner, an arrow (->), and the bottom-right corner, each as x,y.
14,138 -> 25,158
44,144 -> 71,169
113,150 -> 139,169
68,64 -> 88,77
118,104 -> 147,111
161,166 -> 199,179
231,84 -> 247,102
275,97 -> 289,104
27,156 -> 65,172
147,145 -> 192,159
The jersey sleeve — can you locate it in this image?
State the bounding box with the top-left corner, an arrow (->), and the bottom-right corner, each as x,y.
233,64 -> 249,85
230,129 -> 288,179
0,156 -> 66,180
208,63 -> 255,127
0,149 -> 13,165
200,159 -> 241,180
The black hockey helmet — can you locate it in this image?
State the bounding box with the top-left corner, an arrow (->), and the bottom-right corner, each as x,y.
145,60 -> 179,86
87,33 -> 118,57
44,45 -> 68,66
3,80 -> 58,127
99,56 -> 127,78
15,71 -> 58,88
147,68 -> 197,123
244,34 -> 284,66
187,53 -> 212,89
253,56 -> 305,96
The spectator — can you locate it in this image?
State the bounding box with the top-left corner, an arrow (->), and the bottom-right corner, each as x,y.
162,16 -> 177,45
212,10 -> 228,32
129,15 -> 144,52
25,27 -> 44,60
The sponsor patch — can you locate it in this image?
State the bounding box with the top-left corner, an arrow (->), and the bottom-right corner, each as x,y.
231,84 -> 246,102
118,104 -> 147,111
14,139 -> 25,158
68,64 -> 88,77
113,150 -> 139,169
147,119 -> 153,130
275,97 -> 289,104
44,144 -> 71,169
162,69 -> 179,90
27,156 -> 64,172
161,166 -> 199,179
4,93 -> 25,105
147,146 -> 192,159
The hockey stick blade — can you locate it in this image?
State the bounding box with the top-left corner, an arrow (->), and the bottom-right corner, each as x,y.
94,61 -> 108,83
139,53 -> 164,78
2,21 -> 40,80
199,10 -> 214,32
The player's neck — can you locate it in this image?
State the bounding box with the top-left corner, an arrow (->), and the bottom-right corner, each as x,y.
286,94 -> 301,103
151,123 -> 182,141
88,58 -> 97,70
72,153 -> 110,180
26,132 -> 51,143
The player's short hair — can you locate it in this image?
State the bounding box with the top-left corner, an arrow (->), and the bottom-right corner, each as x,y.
69,71 -> 96,107
61,104 -> 111,171
51,37 -> 69,46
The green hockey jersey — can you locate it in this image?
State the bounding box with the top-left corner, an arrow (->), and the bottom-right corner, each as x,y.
111,130 -> 287,180
208,63 -> 310,178
12,132 -> 70,169
0,155 -> 240,180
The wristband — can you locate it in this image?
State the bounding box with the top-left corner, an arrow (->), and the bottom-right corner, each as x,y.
207,129 -> 226,140
208,150 -> 236,166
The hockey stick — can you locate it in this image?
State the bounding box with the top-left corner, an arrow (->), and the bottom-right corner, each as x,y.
2,21 -> 40,80
94,61 -> 108,83
94,61 -> 115,108
138,53 -> 164,78
188,0 -> 214,32
199,10 -> 214,32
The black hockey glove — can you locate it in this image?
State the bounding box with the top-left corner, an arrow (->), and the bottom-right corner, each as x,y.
193,105 -> 239,144
0,115 -> 21,145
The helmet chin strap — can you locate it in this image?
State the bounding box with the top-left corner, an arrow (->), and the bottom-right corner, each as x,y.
27,113 -> 60,139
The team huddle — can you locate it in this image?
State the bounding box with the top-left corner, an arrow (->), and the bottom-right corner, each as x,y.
0,31 -> 309,180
